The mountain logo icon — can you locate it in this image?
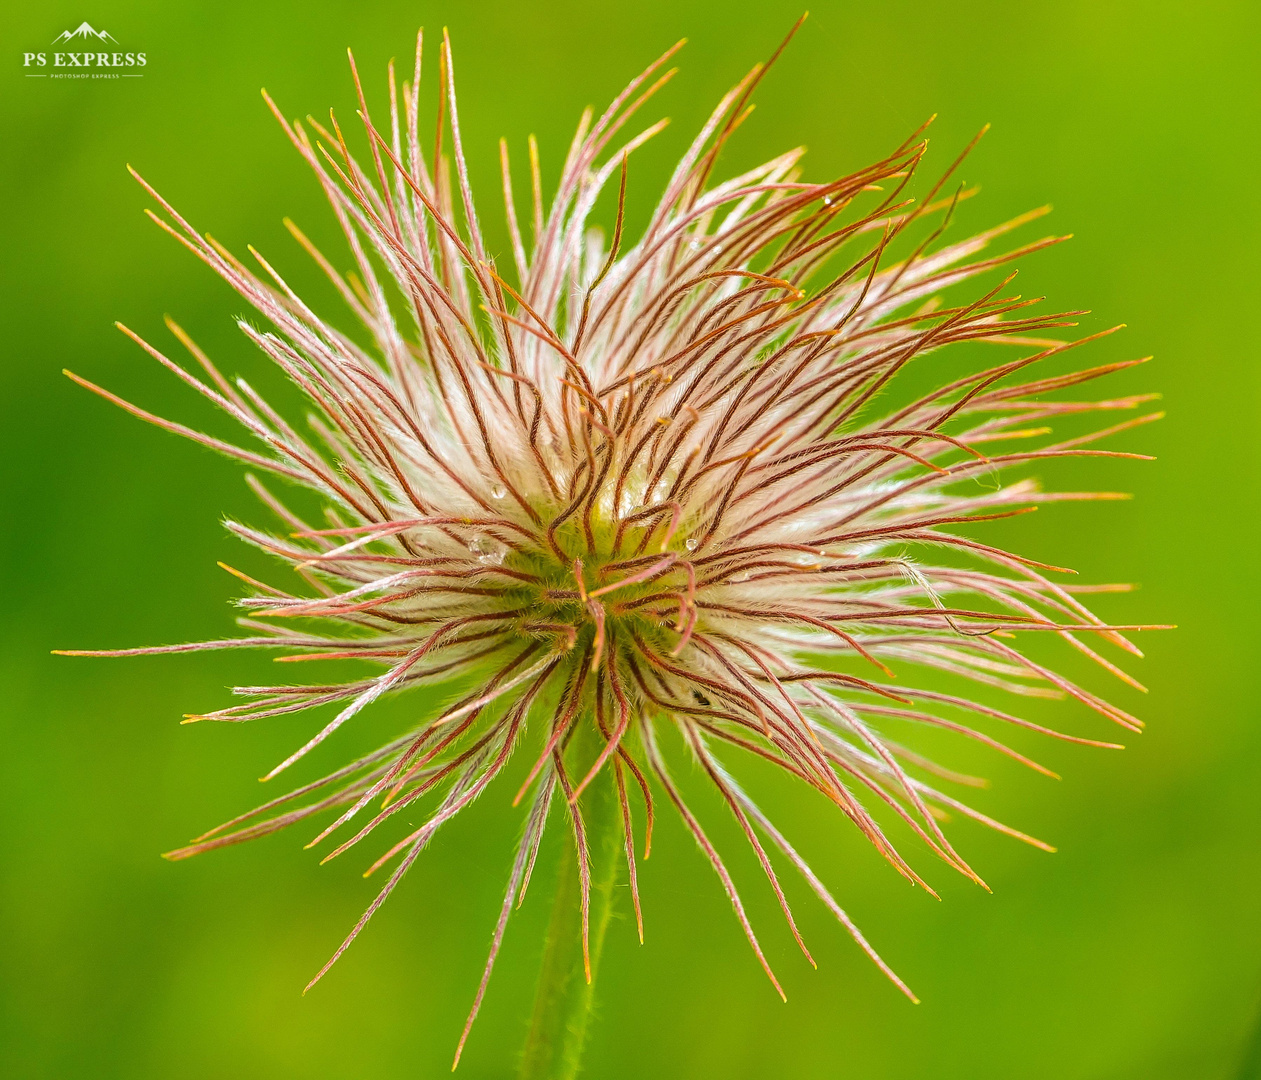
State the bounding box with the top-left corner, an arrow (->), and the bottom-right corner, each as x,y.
51,22 -> 119,45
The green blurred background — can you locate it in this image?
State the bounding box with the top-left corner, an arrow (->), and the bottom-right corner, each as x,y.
2,1 -> 1258,1077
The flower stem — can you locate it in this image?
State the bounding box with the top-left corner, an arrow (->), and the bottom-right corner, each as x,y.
517,742 -> 622,1080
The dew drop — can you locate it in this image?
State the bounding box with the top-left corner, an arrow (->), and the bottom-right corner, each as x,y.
687,240 -> 701,251
490,483 -> 507,499
685,537 -> 699,552
793,551 -> 818,566
823,195 -> 833,206
469,534 -> 506,566
713,243 -> 724,254
729,570 -> 752,583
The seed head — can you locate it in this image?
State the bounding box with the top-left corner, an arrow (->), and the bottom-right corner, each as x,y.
62,25 -> 1161,1063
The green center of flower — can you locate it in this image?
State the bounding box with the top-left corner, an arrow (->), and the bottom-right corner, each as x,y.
492,501 -> 696,670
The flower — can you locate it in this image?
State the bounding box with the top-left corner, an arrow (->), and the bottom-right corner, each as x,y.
62,25 -> 1160,1061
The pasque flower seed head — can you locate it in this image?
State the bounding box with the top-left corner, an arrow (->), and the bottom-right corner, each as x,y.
62,25 -> 1162,1062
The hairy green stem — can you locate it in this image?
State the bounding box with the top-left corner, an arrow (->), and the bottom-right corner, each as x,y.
517,740 -> 622,1080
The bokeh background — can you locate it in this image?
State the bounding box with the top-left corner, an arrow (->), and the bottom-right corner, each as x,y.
3,1 -> 1259,1077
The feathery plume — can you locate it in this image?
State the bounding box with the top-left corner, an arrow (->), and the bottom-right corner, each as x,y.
61,25 -> 1161,1062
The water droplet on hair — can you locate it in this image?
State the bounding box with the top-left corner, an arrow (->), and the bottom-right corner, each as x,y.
687,240 -> 701,251
490,483 -> 506,499
712,243 -> 723,254
469,535 -> 506,566
685,537 -> 699,552
793,551 -> 818,566
729,570 -> 751,583
822,195 -> 833,206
